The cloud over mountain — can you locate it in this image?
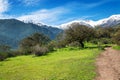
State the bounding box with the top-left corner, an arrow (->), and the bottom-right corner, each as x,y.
17,7 -> 68,25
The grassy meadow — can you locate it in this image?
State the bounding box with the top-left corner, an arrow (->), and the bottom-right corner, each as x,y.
0,46 -> 101,80
113,45 -> 120,50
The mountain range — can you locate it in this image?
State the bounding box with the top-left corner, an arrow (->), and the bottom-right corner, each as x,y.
0,19 -> 62,48
0,14 -> 120,48
59,14 -> 120,29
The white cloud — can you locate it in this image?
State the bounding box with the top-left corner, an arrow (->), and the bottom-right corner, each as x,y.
0,0 -> 9,13
65,0 -> 113,10
21,0 -> 40,6
17,7 -> 68,25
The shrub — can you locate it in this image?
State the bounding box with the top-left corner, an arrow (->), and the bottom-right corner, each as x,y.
33,45 -> 49,56
68,41 -> 81,47
90,38 -> 112,45
7,50 -> 22,57
0,52 -> 8,61
112,30 -> 120,45
56,40 -> 66,49
19,47 -> 32,55
0,45 -> 11,61
100,38 -> 112,44
90,39 -> 98,44
0,45 -> 11,52
47,41 -> 56,52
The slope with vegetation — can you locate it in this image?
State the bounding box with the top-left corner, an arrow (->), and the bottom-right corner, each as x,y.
0,22 -> 120,80
0,19 -> 62,48
0,47 -> 100,80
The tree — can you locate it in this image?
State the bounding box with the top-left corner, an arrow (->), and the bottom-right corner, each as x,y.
64,23 -> 95,48
95,27 -> 114,38
31,33 -> 50,46
0,45 -> 11,52
112,30 -> 120,45
20,33 -> 50,47
20,33 -> 50,52
0,45 -> 11,61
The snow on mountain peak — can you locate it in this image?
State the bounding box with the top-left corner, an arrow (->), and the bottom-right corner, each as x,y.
110,14 -> 120,19
59,20 -> 98,29
58,14 -> 120,29
17,18 -> 45,26
17,14 -> 120,29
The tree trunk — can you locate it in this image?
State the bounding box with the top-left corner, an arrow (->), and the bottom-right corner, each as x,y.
80,42 -> 84,48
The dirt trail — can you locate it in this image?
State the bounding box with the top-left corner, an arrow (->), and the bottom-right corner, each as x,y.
95,47 -> 120,80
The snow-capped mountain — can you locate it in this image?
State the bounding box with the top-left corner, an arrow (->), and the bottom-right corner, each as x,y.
59,14 -> 120,29
59,20 -> 95,29
18,14 -> 120,30
96,14 -> 120,27
18,19 -> 45,26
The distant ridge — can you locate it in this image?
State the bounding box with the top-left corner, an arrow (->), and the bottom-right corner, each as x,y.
58,14 -> 120,29
0,19 -> 62,48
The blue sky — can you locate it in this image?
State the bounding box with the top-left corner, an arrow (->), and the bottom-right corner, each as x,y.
0,0 -> 120,26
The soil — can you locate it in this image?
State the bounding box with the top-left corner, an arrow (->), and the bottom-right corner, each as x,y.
95,47 -> 120,80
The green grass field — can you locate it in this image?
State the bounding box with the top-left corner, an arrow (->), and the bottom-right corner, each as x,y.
0,47 -> 100,80
113,45 -> 120,50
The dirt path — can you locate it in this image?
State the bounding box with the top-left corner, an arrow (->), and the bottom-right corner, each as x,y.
95,47 -> 120,80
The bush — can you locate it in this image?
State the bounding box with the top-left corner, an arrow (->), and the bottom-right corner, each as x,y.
19,47 -> 32,55
33,45 -> 49,56
0,45 -> 11,61
0,45 -> 11,52
100,38 -> 112,44
7,50 -> 22,57
68,41 -> 81,47
56,41 -> 66,49
0,52 -> 8,61
47,41 -> 56,52
112,30 -> 120,45
90,39 -> 98,44
90,38 -> 112,45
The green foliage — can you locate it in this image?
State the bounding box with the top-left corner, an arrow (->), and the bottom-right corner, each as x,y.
0,47 -> 100,80
100,38 -> 113,44
0,45 -> 11,61
113,45 -> 120,50
0,52 -> 8,61
31,33 -> 50,46
0,45 -> 11,52
20,32 -> 50,48
90,39 -> 98,44
19,32 -> 50,55
90,38 -> 113,45
68,41 -> 81,47
32,45 -> 49,56
95,27 -> 115,38
47,41 -> 56,51
112,30 -> 120,45
64,23 -> 95,48
55,40 -> 66,48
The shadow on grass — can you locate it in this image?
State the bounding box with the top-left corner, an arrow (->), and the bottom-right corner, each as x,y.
84,45 -> 112,50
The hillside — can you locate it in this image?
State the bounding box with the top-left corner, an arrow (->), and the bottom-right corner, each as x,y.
0,47 -> 100,80
0,19 -> 62,48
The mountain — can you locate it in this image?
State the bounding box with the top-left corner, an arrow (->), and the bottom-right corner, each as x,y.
96,15 -> 120,27
59,14 -> 120,29
59,20 -> 94,29
0,19 -> 62,48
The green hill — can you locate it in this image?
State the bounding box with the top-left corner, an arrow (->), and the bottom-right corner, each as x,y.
0,19 -> 62,48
